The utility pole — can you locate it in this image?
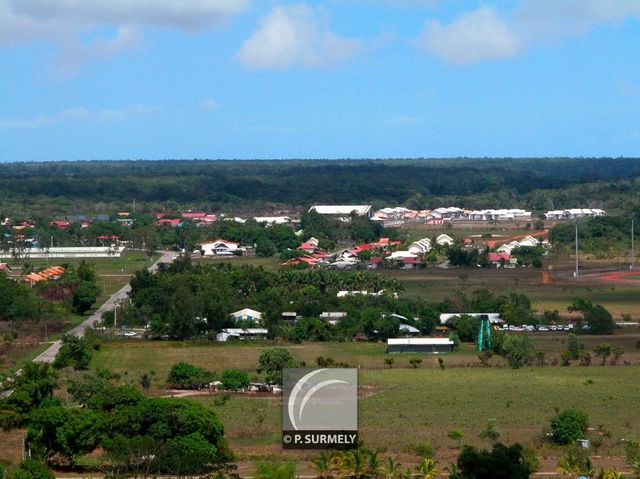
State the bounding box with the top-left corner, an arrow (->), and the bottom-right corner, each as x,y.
632,216 -> 636,271
575,220 -> 579,278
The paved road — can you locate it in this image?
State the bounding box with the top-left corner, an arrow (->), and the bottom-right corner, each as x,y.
34,251 -> 178,364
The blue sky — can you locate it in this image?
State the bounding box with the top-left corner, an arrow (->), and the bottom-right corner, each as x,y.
1,0 -> 640,162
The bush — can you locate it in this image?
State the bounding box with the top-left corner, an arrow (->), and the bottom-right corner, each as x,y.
257,348 -> 299,385
7,460 -> 54,479
220,370 -> 249,391
550,409 -> 589,445
72,281 -> 100,315
636,338 -> 640,349
449,315 -> 478,343
452,443 -> 532,479
584,305 -> 616,335
478,419 -> 501,442
254,460 -> 296,479
567,333 -> 582,360
166,362 -> 215,389
497,334 -> 538,369
53,335 -> 92,370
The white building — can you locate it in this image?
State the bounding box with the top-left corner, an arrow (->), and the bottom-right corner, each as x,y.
309,205 -> 373,219
432,207 -> 465,219
439,313 -> 503,325
0,246 -> 125,259
387,337 -> 455,353
319,312 -> 347,325
408,238 -> 432,254
435,234 -> 455,246
388,251 -> 418,260
545,209 -> 605,220
468,209 -> 532,221
216,328 -> 268,342
200,240 -> 243,256
253,216 -> 292,225
230,308 -> 263,323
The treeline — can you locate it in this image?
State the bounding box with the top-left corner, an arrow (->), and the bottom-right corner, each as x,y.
120,259 -> 579,342
550,214 -> 640,253
0,362 -> 232,476
1,158 -> 639,214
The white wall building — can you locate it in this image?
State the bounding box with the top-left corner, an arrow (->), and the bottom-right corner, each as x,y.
439,313 -> 503,325
468,209 -> 532,221
200,240 -> 243,256
309,205 -> 373,218
545,209 -> 605,220
408,238 -> 432,254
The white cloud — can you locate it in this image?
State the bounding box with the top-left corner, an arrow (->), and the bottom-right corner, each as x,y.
416,0 -> 640,64
199,99 -> 218,110
55,25 -> 142,74
237,4 -> 361,69
0,103 -> 161,128
0,0 -> 249,72
416,7 -> 520,64
1,0 -> 249,39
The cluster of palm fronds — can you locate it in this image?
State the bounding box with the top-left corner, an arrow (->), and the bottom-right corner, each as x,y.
310,449 -> 438,479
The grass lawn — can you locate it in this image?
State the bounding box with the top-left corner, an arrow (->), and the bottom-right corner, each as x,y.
90,338 -> 640,456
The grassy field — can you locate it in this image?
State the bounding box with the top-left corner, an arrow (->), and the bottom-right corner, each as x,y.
381,266 -> 640,319
90,337 -> 640,456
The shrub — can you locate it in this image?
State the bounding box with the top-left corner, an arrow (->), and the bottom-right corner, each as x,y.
478,419 -> 501,442
7,460 -> 54,479
52,335 -> 92,370
409,358 -> 423,368
220,370 -> 249,391
550,409 -> 589,445
254,460 -> 296,479
411,441 -> 434,459
166,362 -> 215,389
257,348 -> 299,384
567,333 -> 582,360
452,443 -> 532,479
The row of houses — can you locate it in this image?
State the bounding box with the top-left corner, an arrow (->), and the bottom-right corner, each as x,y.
309,204 -> 607,225
544,208 -> 605,220
22,266 -> 66,287
496,235 -> 546,255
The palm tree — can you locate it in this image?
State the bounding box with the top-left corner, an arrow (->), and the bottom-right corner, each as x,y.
365,450 -> 384,478
380,457 -> 403,479
311,451 -> 334,479
556,449 -> 594,478
597,469 -> 625,479
415,457 -> 438,479
338,449 -> 369,479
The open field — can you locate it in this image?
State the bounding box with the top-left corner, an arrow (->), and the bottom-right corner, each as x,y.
84,338 -> 640,473
381,264 -> 640,319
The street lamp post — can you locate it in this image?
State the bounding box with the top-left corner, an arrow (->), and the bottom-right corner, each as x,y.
575,219 -> 579,278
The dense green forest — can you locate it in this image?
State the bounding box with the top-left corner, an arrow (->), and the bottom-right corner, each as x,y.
1,158 -> 639,215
